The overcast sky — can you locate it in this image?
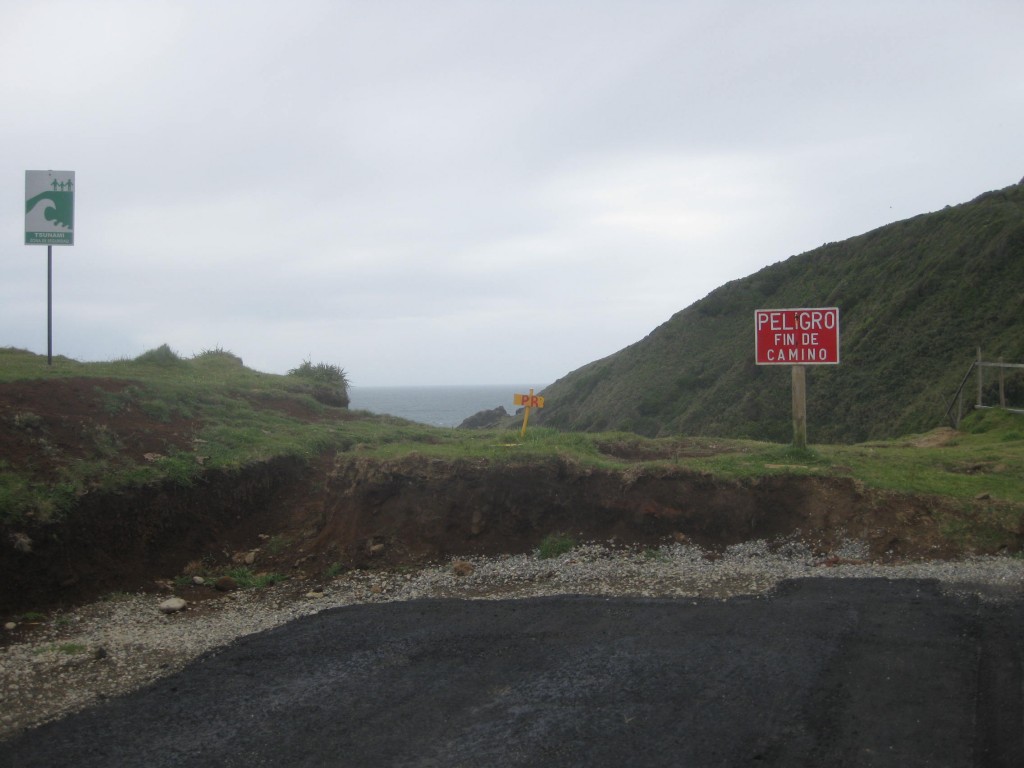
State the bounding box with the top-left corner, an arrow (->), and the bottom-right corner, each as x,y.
3,1 -> 1022,386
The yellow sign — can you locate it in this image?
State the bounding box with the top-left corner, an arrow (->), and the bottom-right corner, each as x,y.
513,392 -> 545,408
514,388 -> 544,438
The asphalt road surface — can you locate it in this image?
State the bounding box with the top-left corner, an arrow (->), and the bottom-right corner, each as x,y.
2,578 -> 1022,767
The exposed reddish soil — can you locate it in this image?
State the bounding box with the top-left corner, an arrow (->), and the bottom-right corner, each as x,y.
1,378 -> 1021,616
0,378 -> 197,479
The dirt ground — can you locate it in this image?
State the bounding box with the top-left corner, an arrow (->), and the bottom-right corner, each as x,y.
1,378 -> 1021,616
1,579 -> 1022,767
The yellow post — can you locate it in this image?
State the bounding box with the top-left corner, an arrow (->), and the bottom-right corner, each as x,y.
519,388 -> 534,439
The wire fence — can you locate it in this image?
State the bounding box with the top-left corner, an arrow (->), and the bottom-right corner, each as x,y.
945,349 -> 1024,428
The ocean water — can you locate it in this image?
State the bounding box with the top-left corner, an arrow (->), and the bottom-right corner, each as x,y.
348,385 -> 546,428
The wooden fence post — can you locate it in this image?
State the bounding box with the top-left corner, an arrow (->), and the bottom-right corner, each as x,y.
977,347 -> 983,407
999,357 -> 1006,408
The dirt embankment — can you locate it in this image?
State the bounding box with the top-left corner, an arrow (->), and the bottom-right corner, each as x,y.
313,455 -> 933,566
3,451 -> 1014,615
1,377 -> 1020,616
0,457 -> 309,614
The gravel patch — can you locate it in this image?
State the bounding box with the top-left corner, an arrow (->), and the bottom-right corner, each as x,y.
2,539 -> 1022,740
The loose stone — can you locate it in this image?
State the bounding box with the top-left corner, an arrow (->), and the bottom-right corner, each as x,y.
158,598 -> 187,614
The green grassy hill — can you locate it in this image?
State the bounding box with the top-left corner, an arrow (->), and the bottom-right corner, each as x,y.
536,181 -> 1024,443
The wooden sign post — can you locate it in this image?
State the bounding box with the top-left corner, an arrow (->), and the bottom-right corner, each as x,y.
513,389 -> 545,439
755,308 -> 840,449
791,365 -> 807,450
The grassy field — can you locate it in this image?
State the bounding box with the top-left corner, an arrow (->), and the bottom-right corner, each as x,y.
2,346 -> 1023,527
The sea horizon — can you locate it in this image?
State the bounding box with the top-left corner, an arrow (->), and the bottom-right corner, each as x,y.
347,384 -> 548,428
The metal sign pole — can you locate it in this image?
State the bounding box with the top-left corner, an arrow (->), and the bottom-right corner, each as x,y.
25,170 -> 75,366
47,245 -> 53,366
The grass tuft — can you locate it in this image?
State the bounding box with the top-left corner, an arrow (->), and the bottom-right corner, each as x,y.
537,532 -> 577,559
287,360 -> 349,388
222,566 -> 287,589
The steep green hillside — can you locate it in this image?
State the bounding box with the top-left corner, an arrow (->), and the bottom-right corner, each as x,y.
537,181 -> 1024,443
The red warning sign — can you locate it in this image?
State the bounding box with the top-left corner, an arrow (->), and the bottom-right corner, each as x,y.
755,308 -> 840,365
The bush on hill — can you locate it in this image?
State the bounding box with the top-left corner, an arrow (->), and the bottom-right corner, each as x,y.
287,360 -> 350,408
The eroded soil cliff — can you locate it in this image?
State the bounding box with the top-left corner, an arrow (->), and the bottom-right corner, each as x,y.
1,378 -> 1020,615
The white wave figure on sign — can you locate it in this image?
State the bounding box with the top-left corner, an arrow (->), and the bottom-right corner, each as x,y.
26,190 -> 73,231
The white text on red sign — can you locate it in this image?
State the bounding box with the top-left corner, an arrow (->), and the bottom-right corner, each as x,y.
754,308 -> 840,365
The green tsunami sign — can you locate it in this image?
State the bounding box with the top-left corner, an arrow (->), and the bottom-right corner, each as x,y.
26,170 -> 75,246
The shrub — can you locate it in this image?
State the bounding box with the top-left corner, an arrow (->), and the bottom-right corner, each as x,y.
537,533 -> 577,559
287,359 -> 350,408
288,359 -> 349,387
264,535 -> 290,555
134,344 -> 184,366
324,562 -> 346,580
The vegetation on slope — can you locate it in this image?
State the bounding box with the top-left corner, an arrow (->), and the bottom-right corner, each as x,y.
2,345 -> 1022,541
0,346 -> 353,523
535,181 -> 1024,443
1,344 -> 1022,605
